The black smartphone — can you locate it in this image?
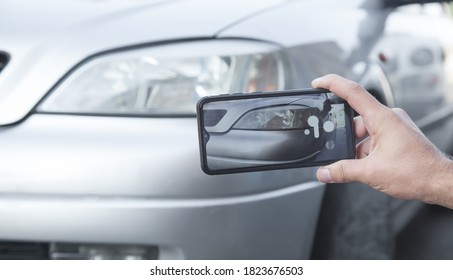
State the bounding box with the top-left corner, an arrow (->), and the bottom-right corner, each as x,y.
197,88 -> 355,175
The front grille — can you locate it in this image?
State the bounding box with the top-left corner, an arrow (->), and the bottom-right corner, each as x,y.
0,51 -> 9,74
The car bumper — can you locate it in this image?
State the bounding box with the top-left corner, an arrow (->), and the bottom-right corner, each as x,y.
0,181 -> 324,259
0,114 -> 325,259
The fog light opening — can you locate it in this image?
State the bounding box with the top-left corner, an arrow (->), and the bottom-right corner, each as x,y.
49,243 -> 159,260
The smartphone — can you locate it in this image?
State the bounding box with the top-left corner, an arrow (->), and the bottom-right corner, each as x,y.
197,88 -> 355,175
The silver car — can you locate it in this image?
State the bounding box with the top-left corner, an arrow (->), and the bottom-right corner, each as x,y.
0,0 -> 452,259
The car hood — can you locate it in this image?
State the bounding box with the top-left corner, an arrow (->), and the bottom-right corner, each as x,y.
0,0 -> 285,125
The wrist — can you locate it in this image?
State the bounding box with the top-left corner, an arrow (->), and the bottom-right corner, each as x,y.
426,155 -> 453,209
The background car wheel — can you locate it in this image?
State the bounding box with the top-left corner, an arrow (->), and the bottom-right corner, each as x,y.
310,182 -> 395,259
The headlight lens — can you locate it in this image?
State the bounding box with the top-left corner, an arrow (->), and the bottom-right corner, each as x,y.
234,106 -> 320,130
38,40 -> 287,116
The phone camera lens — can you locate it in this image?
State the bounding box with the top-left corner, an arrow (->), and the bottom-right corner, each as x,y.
326,140 -> 335,150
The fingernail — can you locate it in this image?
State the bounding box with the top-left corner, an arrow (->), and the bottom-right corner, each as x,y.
318,168 -> 332,183
311,77 -> 323,86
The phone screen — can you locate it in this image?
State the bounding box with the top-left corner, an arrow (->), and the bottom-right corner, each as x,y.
197,89 -> 355,175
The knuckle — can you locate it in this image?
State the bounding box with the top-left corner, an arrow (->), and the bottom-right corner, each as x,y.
392,107 -> 409,118
349,81 -> 368,94
349,81 -> 365,93
338,162 -> 351,182
339,165 -> 347,182
384,107 -> 409,125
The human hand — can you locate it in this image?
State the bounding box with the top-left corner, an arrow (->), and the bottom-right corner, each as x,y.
312,74 -> 453,208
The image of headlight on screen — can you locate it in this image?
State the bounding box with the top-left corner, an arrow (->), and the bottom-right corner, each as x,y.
196,89 -> 356,175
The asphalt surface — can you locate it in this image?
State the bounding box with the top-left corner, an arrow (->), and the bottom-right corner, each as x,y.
395,204 -> 453,259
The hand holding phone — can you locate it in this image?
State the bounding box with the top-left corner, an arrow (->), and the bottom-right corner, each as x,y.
197,89 -> 355,175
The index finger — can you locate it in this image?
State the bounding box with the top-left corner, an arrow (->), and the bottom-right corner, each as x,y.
311,74 -> 387,118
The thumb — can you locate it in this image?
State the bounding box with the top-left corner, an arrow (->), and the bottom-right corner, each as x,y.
317,159 -> 365,183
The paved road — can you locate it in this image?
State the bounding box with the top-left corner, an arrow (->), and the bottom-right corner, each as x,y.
395,204 -> 453,259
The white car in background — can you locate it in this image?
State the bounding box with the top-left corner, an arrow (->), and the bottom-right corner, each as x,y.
0,0 -> 452,259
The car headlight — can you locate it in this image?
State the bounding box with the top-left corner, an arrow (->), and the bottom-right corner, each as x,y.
233,106 -> 320,130
38,40 -> 287,116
